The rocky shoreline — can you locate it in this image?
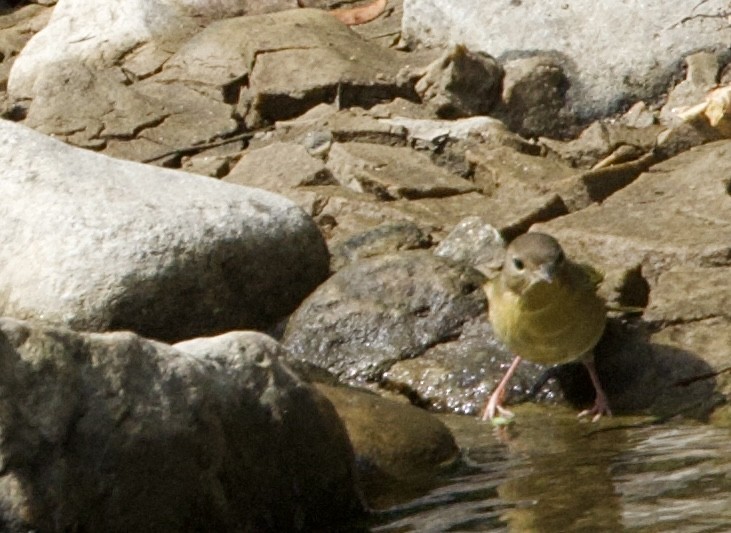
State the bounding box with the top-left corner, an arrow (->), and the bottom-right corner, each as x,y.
0,0 -> 729,530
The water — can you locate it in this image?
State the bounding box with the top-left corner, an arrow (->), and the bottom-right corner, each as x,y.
368,405 -> 731,532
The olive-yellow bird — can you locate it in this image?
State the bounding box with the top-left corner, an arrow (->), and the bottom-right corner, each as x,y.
482,232 -> 610,422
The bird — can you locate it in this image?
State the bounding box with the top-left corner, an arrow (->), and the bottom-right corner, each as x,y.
481,232 -> 610,422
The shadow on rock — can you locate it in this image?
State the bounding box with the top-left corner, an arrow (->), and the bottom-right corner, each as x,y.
552,319 -> 722,420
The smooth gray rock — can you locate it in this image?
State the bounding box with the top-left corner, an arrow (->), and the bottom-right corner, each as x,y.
0,120 -> 329,341
402,0 -> 731,122
0,319 -> 363,532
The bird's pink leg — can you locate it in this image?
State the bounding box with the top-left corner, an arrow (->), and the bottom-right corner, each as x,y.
481,356 -> 522,421
578,357 -> 612,422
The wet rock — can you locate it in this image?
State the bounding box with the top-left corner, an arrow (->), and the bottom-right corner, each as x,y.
382,318 -> 563,415
224,141 -> 336,192
0,319 -> 363,532
402,0 -> 731,127
326,141 -> 478,199
283,250 -> 487,382
567,321 -> 722,419
315,383 -> 459,502
0,120 -> 328,342
651,318 -> 731,403
533,141 -> 731,416
414,44 -> 503,119
330,221 -> 433,271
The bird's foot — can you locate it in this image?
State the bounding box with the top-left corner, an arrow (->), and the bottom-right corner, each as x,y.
577,395 -> 612,422
481,393 -> 515,422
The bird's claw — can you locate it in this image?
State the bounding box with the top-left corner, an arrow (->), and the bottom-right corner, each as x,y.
482,393 -> 515,423
577,398 -> 612,422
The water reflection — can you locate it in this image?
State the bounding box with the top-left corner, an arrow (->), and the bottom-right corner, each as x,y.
369,406 -> 731,532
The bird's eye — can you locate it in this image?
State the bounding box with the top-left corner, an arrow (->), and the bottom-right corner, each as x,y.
556,250 -> 565,264
512,258 -> 524,271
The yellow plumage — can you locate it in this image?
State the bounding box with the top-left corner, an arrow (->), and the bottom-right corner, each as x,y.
481,232 -> 610,422
486,259 -> 606,365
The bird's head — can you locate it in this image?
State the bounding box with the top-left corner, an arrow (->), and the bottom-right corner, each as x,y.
501,232 -> 566,295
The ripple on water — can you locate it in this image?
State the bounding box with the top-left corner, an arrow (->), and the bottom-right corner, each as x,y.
368,408 -> 731,532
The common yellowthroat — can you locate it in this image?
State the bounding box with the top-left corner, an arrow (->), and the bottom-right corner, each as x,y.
482,232 -> 610,422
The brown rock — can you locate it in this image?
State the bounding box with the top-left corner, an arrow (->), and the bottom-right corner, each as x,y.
227,9 -> 411,125
275,104 -> 409,146
404,190 -> 567,241
329,221 -> 433,271
415,44 -> 503,119
660,51 -> 720,125
225,141 -> 336,191
497,55 -> 570,138
326,141 -> 479,199
535,140 -> 731,284
315,383 -> 459,504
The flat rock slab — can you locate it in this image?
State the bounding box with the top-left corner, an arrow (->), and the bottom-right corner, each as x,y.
0,120 -> 329,341
164,8 -> 411,124
402,0 -> 731,120
327,142 -> 478,199
536,140 -> 731,283
224,141 -> 335,191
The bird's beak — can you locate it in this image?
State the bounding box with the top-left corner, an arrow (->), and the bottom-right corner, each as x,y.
534,264 -> 555,284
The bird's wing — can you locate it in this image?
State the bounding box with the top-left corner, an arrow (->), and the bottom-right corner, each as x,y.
573,261 -> 604,290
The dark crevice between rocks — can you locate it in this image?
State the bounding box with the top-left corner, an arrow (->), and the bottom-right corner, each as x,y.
221,75 -> 248,105
379,371 -> 433,409
99,114 -> 172,143
1,102 -> 27,122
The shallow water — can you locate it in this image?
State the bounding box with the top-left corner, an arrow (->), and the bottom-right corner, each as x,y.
368,405 -> 731,532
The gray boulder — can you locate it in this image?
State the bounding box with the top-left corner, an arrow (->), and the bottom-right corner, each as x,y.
402,0 -> 731,124
0,120 -> 328,341
0,319 -> 363,532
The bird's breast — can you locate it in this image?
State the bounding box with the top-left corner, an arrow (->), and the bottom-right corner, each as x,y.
488,279 -> 606,365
